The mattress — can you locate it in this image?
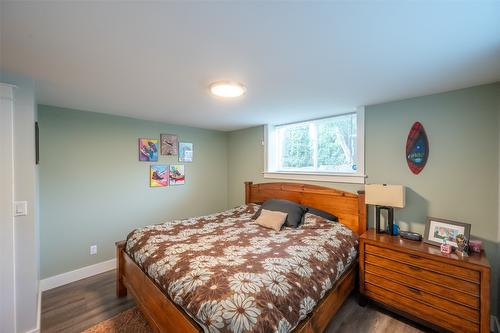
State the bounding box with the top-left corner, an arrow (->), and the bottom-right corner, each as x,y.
126,204 -> 358,333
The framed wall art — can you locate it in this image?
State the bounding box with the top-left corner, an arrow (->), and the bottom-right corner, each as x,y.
424,217 -> 471,248
139,138 -> 159,162
169,164 -> 185,185
150,165 -> 169,187
160,134 -> 178,156
178,142 -> 193,162
406,121 -> 429,175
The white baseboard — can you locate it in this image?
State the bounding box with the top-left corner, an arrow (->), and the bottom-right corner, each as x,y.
25,327 -> 39,333
492,315 -> 500,333
40,259 -> 116,292
25,329 -> 39,333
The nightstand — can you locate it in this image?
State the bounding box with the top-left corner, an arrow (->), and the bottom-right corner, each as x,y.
359,229 -> 490,333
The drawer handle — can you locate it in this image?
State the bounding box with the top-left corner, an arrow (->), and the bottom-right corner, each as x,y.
407,286 -> 421,295
408,265 -> 421,271
408,254 -> 420,260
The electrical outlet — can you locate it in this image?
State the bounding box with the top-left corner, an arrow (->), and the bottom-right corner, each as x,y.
90,245 -> 97,255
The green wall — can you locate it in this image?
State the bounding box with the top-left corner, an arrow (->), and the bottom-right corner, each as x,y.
227,83 -> 500,317
39,106 -> 228,278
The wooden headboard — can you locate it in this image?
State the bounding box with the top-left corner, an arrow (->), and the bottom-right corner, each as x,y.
245,181 -> 367,235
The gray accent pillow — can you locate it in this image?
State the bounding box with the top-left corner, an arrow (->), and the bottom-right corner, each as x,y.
302,206 -> 339,222
253,199 -> 307,228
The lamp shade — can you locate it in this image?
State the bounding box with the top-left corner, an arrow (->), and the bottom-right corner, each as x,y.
365,184 -> 405,208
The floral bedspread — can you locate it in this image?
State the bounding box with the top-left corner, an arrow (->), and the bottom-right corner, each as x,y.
126,204 -> 358,333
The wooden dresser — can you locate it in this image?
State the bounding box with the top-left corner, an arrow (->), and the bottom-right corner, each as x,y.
359,229 -> 490,333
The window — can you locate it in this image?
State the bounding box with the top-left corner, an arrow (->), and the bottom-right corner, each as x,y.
264,107 -> 365,183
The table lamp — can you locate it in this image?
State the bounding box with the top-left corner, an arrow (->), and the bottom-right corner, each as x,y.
365,184 -> 406,235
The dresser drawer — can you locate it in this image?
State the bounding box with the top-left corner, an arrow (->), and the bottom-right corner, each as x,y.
365,284 -> 479,333
365,272 -> 479,323
365,244 -> 480,283
365,253 -> 479,296
365,262 -> 479,308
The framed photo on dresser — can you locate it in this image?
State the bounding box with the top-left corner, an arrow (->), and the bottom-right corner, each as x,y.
423,217 -> 471,248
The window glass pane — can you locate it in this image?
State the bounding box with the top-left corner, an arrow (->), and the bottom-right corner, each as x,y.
274,112 -> 358,174
317,113 -> 357,172
279,124 -> 313,169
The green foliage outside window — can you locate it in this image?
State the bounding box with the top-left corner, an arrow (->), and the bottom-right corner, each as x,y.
279,113 -> 357,172
318,114 -> 356,170
281,124 -> 313,168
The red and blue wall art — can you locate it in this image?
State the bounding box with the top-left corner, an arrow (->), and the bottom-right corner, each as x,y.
406,122 -> 429,175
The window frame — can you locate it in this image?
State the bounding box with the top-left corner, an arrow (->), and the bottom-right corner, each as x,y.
263,107 -> 365,184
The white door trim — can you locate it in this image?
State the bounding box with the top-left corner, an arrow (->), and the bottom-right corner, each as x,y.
0,83 -> 17,333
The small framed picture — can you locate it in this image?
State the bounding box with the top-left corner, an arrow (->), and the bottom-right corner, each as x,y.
160,134 -> 178,156
179,142 -> 193,162
169,164 -> 185,185
424,217 -> 471,248
150,165 -> 169,187
139,138 -> 159,162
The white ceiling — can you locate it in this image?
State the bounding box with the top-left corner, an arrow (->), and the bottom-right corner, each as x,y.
1,1 -> 499,131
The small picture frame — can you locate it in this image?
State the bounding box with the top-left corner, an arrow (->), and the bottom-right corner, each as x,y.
160,134 -> 178,156
139,138 -> 159,162
150,165 -> 169,187
169,164 -> 185,185
179,142 -> 193,162
424,217 -> 471,248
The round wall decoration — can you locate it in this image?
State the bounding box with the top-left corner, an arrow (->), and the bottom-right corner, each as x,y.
406,121 -> 429,175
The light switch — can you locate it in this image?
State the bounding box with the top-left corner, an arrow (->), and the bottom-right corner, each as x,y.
14,201 -> 28,216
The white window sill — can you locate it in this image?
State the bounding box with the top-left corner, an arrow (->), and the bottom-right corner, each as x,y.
262,171 -> 366,184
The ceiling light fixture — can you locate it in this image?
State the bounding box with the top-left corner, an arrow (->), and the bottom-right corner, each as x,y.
209,81 -> 246,98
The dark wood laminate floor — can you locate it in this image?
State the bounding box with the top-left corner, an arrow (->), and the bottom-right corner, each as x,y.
41,270 -> 135,333
41,270 -> 431,333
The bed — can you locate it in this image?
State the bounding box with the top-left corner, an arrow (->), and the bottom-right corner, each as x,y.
116,181 -> 366,333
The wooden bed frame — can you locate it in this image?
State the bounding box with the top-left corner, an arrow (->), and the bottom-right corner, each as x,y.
116,181 -> 366,333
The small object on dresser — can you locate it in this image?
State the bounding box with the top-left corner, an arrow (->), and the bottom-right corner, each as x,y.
469,239 -> 482,253
399,230 -> 422,241
455,234 -> 469,257
392,223 -> 399,236
440,240 -> 452,254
